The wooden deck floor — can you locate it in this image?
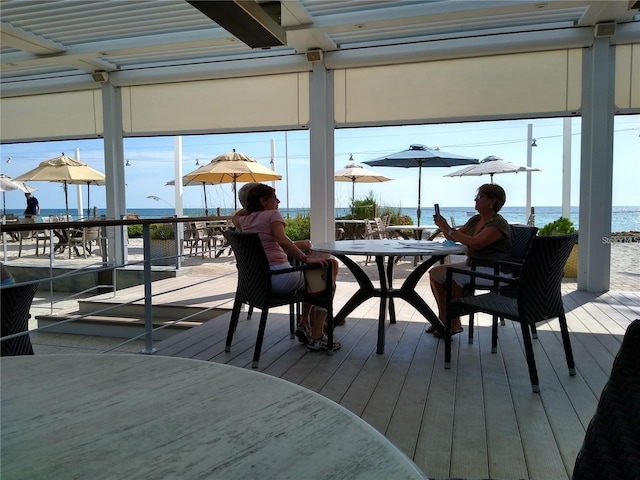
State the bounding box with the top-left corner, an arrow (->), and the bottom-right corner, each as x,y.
149,263 -> 640,480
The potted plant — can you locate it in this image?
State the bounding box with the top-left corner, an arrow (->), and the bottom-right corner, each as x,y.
539,217 -> 578,277
149,223 -> 177,266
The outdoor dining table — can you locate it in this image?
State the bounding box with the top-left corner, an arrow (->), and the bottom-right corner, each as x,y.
0,354 -> 427,480
335,218 -> 368,239
313,239 -> 465,354
386,224 -> 438,240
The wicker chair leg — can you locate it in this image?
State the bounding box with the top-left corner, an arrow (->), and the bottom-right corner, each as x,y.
519,320 -> 540,392
491,315 -> 499,353
226,298 -> 243,352
289,302 -> 295,339
252,309 -> 270,369
558,313 -> 576,375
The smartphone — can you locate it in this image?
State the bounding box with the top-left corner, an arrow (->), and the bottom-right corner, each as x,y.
434,203 -> 440,217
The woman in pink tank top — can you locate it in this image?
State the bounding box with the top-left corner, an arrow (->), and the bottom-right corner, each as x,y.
232,183 -> 341,352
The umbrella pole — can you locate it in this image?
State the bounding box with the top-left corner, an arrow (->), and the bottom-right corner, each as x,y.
64,181 -> 69,220
490,173 -> 494,184
87,183 -> 91,218
202,183 -> 208,216
2,191 -> 5,216
233,178 -> 237,211
351,180 -> 355,218
417,164 -> 422,227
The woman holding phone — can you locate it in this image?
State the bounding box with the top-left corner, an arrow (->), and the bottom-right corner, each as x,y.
428,184 -> 512,337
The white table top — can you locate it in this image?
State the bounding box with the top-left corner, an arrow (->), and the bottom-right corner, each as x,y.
334,219 -> 367,224
1,354 -> 427,480
386,225 -> 437,231
313,239 -> 464,257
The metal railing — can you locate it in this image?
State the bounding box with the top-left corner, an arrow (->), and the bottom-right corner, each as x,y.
1,215 -> 234,354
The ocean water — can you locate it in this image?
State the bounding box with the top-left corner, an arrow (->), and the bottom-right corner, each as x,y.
4,206 -> 639,232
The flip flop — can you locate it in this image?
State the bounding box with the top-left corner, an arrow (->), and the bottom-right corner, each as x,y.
433,327 -> 464,338
426,325 -> 437,334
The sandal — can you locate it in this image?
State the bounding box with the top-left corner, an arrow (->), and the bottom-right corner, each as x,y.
295,324 -> 309,345
426,325 -> 437,334
433,327 -> 464,338
307,335 -> 342,352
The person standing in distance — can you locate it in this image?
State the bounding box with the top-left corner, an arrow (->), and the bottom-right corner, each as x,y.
24,192 -> 40,218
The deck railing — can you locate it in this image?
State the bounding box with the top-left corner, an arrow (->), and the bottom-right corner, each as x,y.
1,216 -> 233,354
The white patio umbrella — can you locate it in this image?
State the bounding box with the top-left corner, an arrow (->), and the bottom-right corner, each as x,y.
334,162 -> 392,217
444,155 -> 541,183
0,174 -> 37,216
184,149 -> 281,210
13,153 -> 105,218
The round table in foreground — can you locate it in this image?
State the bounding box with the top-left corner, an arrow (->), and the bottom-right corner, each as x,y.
1,354 -> 427,480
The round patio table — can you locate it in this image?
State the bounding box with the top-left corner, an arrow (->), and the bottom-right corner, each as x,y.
0,354 -> 427,480
314,239 -> 465,353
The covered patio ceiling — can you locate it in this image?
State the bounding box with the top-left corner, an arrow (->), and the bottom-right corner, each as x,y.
1,1 -> 638,99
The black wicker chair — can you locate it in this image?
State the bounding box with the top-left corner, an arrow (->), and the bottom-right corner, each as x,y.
224,230 -> 334,368
1,282 -> 39,356
572,319 -> 640,480
445,234 -> 578,392
466,224 -> 539,344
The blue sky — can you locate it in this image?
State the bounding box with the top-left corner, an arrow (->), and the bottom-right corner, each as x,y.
1,115 -> 638,213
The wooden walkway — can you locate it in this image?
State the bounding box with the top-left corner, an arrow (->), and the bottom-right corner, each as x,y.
149,263 -> 640,480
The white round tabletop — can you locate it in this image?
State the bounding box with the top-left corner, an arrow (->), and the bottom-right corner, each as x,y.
313,239 -> 464,257
1,354 -> 427,480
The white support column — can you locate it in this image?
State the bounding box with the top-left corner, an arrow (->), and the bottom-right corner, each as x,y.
308,63 -> 335,244
526,123 -> 533,224
173,136 -> 184,265
578,38 -> 615,292
173,136 -> 184,217
562,118 -> 572,219
102,82 -> 126,265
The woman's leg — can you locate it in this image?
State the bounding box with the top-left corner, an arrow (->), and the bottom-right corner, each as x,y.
310,307 -> 327,339
429,263 -> 465,331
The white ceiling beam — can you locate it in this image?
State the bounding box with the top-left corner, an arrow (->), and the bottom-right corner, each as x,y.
0,22 -> 66,55
577,0 -> 639,25
0,29 -> 243,72
325,26 -> 595,69
286,1 -> 588,35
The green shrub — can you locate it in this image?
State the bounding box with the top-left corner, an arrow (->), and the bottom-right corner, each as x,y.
150,223 -> 176,240
349,191 -> 379,219
379,206 -> 413,226
127,224 -> 143,238
285,215 -> 310,241
538,217 -> 576,236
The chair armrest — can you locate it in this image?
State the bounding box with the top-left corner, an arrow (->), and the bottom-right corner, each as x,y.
446,265 -> 520,294
470,258 -> 524,278
446,266 -> 519,284
270,263 -> 322,276
470,258 -> 523,269
494,258 -> 524,268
